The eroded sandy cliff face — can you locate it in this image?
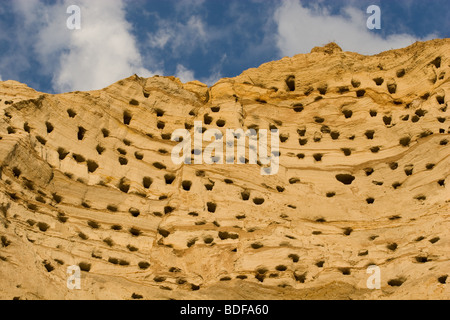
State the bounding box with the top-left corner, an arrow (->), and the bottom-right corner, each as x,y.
0,39 -> 449,300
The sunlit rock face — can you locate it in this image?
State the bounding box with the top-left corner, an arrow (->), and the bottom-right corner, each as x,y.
0,39 -> 449,300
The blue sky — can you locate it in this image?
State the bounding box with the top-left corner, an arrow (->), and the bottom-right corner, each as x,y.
0,0 -> 448,94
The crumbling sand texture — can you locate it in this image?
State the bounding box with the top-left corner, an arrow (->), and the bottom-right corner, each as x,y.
0,39 -> 449,300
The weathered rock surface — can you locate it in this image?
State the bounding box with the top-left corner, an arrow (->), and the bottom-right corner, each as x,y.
0,39 -> 449,300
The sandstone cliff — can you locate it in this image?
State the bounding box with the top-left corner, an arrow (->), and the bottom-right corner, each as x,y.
0,39 -> 449,300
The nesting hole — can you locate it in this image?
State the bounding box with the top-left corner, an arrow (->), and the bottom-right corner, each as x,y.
430,57 -> 441,68
73,154 -> 86,163
342,110 -> 353,118
253,198 -> 265,205
87,220 -> 100,229
404,165 -> 413,176
87,160 -> 99,173
388,278 -> 405,287
338,86 -> 349,94
373,77 -> 384,86
396,69 -> 405,78
207,202 -> 217,213
79,262 -> 91,272
251,242 -> 263,249
182,180 -> 192,191
356,89 -> 366,97
387,83 -> 397,94
399,136 -> 411,147
123,111 -> 132,125
96,145 -> 105,155
204,114 -> 213,125
153,162 -> 166,170
164,174 -> 175,185
392,182 -> 402,189
370,146 -> 380,153
341,148 -> 351,156
142,176 -> 152,189
216,119 -> 226,127
338,267 -> 351,275
299,138 -> 308,146
45,122 -> 54,133
317,85 -> 327,95
383,116 -> 392,126
241,190 -> 250,201
57,147 -> 69,160
134,152 -> 144,160
313,153 -> 323,162
438,275 -> 447,284
37,222 -> 50,232
336,174 -> 355,185
36,136 -> 46,145
330,131 -> 340,140
426,163 -> 435,170
293,104 -> 304,112
387,243 -> 398,251
157,121 -> 165,130
351,79 -> 360,88
365,130 -> 375,140
119,157 -> 128,165
343,227 -> 353,236
106,205 -> 118,212
67,109 -> 77,118
129,227 -> 141,237
314,116 -> 325,124
285,75 -> 296,91
12,167 -> 21,178
101,128 -> 110,138
129,208 -> 140,218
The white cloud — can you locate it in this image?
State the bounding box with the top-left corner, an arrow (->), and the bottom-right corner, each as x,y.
175,52 -> 226,86
274,0 -> 437,56
10,0 -> 223,91
174,0 -> 206,14
13,0 -> 157,93
175,64 -> 222,87
175,64 -> 195,83
201,71 -> 222,87
200,53 -> 227,86
148,15 -> 209,54
0,74 -> 2,81
148,30 -> 171,49
147,7 -> 226,86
